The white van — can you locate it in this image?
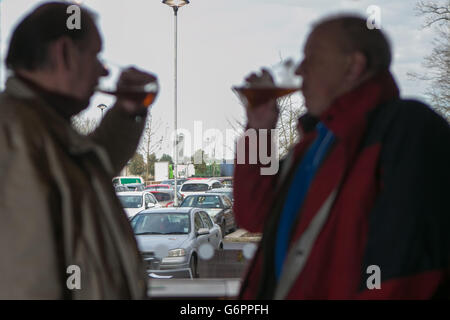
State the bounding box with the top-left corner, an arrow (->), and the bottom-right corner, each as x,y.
179,179 -> 223,198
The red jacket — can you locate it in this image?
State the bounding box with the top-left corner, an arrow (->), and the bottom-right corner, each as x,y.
233,72 -> 450,299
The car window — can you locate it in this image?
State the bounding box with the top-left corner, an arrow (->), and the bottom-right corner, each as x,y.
149,193 -> 157,204
117,195 -> 143,208
199,211 -> 213,229
153,192 -> 172,202
197,195 -> 222,208
133,213 -> 190,234
222,196 -> 232,208
181,195 -> 222,208
212,182 -> 222,189
115,185 -> 128,192
180,196 -> 195,207
222,179 -> 232,186
181,183 -> 209,192
194,213 -> 205,231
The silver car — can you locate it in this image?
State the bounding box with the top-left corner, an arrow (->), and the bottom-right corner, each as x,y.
131,207 -> 223,278
179,193 -> 236,236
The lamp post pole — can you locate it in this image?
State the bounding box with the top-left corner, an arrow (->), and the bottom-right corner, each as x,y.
173,6 -> 179,205
162,0 -> 189,206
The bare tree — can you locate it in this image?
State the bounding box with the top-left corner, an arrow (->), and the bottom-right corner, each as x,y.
71,114 -> 99,135
276,94 -> 305,158
232,90 -> 304,159
139,113 -> 163,181
412,0 -> 450,120
416,0 -> 450,27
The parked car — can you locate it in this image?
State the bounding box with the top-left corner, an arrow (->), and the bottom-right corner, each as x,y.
114,184 -> 130,192
218,177 -> 233,187
161,178 -> 188,187
206,187 -> 233,202
131,207 -> 223,278
179,179 -> 223,198
145,184 -> 171,191
124,183 -> 145,191
116,191 -> 161,219
149,190 -> 183,207
179,193 -> 236,236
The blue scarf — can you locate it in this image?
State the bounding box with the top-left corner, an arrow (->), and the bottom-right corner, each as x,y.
275,122 -> 336,279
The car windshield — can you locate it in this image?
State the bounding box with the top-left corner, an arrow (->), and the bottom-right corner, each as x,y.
132,213 -> 190,235
117,195 -> 143,208
207,189 -> 233,200
181,183 -> 209,192
180,195 -> 222,208
153,192 -> 172,202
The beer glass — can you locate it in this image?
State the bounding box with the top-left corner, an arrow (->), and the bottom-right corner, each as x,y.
232,59 -> 301,108
96,61 -> 159,108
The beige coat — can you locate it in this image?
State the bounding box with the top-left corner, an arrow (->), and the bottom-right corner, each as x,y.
0,77 -> 148,299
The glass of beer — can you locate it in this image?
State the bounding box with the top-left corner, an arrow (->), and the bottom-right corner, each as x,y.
96,61 -> 159,108
232,59 -> 301,108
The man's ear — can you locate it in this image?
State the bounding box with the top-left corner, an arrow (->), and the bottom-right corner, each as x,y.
346,52 -> 367,82
50,36 -> 77,72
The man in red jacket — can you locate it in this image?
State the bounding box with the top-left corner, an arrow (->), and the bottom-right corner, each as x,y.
234,14 -> 450,299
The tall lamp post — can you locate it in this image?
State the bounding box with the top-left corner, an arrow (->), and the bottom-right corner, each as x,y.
97,103 -> 107,118
162,0 -> 189,206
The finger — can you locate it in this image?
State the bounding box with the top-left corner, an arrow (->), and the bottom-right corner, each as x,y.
260,68 -> 274,82
118,67 -> 158,84
244,73 -> 259,83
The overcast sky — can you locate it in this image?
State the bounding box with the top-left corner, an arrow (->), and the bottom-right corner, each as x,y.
0,0 -> 435,159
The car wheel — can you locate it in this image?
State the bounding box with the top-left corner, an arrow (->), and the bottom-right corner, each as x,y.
189,255 -> 199,279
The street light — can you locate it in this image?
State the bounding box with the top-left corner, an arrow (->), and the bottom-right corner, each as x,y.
162,0 -> 189,206
97,103 -> 107,118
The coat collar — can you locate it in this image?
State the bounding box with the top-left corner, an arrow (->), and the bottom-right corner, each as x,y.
297,71 -> 400,138
4,76 -> 114,174
15,75 -> 90,122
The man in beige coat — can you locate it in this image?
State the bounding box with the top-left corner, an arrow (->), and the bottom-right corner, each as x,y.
0,2 -> 154,299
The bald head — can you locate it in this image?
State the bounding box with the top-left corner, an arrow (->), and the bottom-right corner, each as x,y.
295,14 -> 392,116
312,15 -> 392,74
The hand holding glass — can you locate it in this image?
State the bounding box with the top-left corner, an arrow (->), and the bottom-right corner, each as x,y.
96,62 -> 159,108
233,59 -> 301,108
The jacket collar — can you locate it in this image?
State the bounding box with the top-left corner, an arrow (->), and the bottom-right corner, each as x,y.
297,71 -> 400,138
15,75 -> 90,122
4,76 -> 114,174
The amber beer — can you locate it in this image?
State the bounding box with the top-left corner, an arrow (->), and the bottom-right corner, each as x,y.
233,86 -> 300,108
98,89 -> 158,107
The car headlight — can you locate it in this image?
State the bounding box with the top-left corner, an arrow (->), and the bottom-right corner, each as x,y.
168,248 -> 186,257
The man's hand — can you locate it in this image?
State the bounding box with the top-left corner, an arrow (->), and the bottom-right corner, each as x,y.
244,68 -> 279,130
115,67 -> 158,114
